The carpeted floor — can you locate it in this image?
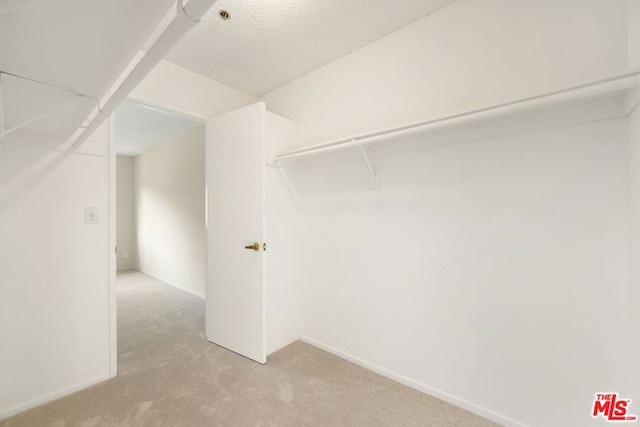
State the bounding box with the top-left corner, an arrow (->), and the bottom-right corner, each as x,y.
2,271 -> 499,426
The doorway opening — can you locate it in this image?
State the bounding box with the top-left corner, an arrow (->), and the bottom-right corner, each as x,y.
113,98 -> 206,372
111,100 -> 299,371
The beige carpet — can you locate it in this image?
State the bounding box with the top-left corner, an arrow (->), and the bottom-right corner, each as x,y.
2,271 -> 499,427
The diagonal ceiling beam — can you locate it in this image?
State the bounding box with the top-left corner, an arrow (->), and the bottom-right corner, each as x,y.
72,0 -> 219,149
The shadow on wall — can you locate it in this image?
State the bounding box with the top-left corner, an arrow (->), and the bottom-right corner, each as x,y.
131,125 -> 206,298
1,145 -> 74,213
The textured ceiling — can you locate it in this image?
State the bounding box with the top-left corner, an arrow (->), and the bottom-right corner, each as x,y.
162,0 -> 456,96
116,100 -> 202,157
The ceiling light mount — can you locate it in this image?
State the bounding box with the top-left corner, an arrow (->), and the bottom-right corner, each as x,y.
218,10 -> 230,20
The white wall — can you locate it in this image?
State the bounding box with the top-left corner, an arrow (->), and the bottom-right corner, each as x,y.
628,105 -> 640,402
0,0 -> 634,422
260,1 -> 635,425
116,155 -> 137,270
135,126 -> 206,298
285,113 -> 632,427
130,59 -> 257,120
265,112 -> 300,355
629,0 -> 640,70
262,0 -> 628,147
0,39 -> 255,421
0,143 -> 111,418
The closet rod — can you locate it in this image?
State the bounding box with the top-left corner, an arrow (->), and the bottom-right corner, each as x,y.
72,0 -> 218,149
275,69 -> 640,161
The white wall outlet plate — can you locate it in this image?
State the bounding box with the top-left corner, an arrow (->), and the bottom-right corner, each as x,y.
85,207 -> 99,224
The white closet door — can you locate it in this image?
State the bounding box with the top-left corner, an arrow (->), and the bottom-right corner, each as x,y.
205,102 -> 266,364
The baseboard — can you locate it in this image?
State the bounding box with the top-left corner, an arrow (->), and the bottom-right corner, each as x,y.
300,336 -> 528,427
267,335 -> 300,357
0,373 -> 110,421
137,269 -> 205,300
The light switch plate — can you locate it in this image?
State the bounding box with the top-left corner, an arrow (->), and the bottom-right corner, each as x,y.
85,207 -> 99,224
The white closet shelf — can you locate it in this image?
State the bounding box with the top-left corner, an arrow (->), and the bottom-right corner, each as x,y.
0,71 -> 100,144
274,69 -> 640,163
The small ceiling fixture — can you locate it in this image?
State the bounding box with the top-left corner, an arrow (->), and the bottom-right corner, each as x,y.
219,10 -> 230,20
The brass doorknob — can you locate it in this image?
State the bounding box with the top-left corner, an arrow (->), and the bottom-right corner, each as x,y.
244,242 -> 260,251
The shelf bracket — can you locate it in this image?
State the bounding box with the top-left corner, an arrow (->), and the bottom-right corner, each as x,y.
266,154 -> 284,169
352,139 -> 379,189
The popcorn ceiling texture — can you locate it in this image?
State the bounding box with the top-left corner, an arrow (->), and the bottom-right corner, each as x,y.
165,0 -> 456,96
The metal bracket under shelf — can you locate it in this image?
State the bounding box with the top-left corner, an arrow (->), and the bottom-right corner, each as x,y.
266,153 -> 284,169
352,139 -> 379,189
